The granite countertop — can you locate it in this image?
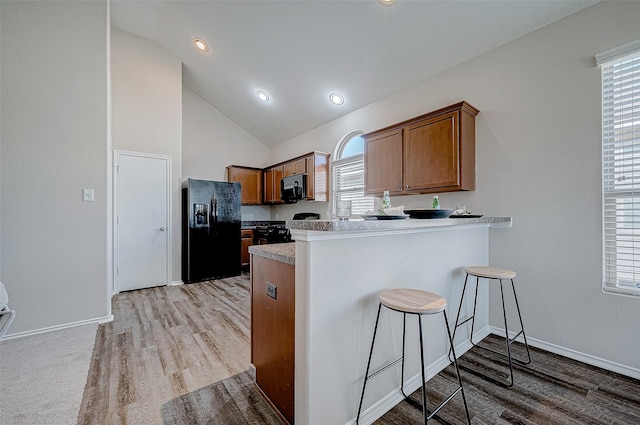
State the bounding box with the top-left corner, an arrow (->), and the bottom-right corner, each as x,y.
249,242 -> 295,265
288,216 -> 511,232
241,220 -> 286,229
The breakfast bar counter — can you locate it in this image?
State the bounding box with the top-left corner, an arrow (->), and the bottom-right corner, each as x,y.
288,217 -> 510,425
250,218 -> 511,424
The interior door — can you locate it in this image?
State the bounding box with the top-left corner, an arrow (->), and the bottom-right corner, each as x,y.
115,151 -> 170,292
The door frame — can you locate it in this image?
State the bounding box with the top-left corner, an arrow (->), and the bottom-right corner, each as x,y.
113,150 -> 172,294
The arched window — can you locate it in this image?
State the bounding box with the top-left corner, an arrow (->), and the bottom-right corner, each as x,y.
332,132 -> 374,216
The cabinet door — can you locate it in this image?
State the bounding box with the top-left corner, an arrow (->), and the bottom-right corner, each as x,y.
264,166 -> 284,204
283,158 -> 306,177
305,154 -> 329,201
404,111 -> 459,191
241,230 -> 253,266
306,156 -> 315,200
227,167 -> 263,205
251,255 -> 295,424
364,128 -> 403,195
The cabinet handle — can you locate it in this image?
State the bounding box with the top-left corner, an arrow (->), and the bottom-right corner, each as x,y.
405,184 -> 410,189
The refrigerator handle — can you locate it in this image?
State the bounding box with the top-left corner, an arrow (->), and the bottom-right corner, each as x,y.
211,196 -> 218,224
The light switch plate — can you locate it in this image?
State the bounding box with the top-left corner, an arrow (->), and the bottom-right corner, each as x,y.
82,188 -> 94,202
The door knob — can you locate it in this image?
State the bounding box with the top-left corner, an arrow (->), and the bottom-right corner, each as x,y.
159,227 -> 166,231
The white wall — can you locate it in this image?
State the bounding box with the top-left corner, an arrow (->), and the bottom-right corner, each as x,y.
0,1 -> 109,333
182,87 -> 272,220
274,1 -> 640,375
111,29 -> 183,283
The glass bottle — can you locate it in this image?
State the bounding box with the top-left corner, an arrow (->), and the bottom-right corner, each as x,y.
382,191 -> 391,210
432,195 -> 440,210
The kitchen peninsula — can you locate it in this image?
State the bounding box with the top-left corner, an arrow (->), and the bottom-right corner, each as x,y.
250,217 -> 510,425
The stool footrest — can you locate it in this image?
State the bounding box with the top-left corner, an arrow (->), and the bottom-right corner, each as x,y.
366,357 -> 403,381
508,329 -> 524,345
453,315 -> 473,329
473,341 -> 531,365
404,385 -> 464,421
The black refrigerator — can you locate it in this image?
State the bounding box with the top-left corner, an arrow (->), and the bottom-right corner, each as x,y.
182,179 -> 241,283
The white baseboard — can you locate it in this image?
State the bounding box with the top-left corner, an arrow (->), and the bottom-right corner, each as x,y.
169,280 -> 184,286
489,325 -> 640,380
346,326 -> 491,425
1,314 -> 113,341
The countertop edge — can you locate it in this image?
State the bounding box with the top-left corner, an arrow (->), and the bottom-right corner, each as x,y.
289,217 -> 511,242
249,242 -> 295,265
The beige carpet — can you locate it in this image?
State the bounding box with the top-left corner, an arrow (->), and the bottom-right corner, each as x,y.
0,323 -> 97,425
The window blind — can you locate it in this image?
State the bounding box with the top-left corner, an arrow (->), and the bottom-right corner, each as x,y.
601,46 -> 640,295
332,153 -> 374,216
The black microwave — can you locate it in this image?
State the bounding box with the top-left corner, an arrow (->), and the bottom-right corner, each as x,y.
281,174 -> 307,203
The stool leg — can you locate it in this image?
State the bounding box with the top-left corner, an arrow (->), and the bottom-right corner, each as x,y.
469,276 -> 480,345
443,311 -> 472,425
356,303 -> 383,425
421,312 -> 473,425
418,315 -> 429,424
510,279 -> 532,364
449,273 -> 471,361
499,279 -> 515,387
400,313 -> 409,398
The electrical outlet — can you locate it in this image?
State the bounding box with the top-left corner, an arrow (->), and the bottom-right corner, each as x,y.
266,282 -> 277,300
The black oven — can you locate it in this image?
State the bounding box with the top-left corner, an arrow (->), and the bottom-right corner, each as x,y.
254,223 -> 291,244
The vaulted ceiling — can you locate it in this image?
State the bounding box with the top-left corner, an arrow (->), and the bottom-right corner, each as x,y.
110,0 -> 599,146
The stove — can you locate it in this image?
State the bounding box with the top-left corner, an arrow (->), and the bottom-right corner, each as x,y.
254,223 -> 291,244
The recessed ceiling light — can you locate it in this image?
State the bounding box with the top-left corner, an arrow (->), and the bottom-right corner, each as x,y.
194,38 -> 208,52
379,0 -> 396,5
257,90 -> 270,102
329,93 -> 344,105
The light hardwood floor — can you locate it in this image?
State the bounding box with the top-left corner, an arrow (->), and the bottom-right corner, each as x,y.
78,274 -> 640,425
77,275 -> 284,425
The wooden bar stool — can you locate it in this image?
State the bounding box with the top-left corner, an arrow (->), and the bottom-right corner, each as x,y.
450,266 -> 532,387
356,289 -> 471,425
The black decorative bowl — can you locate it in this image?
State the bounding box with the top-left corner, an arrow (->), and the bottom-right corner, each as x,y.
405,209 -> 455,219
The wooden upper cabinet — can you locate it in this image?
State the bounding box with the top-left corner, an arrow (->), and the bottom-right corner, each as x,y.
283,158 -> 307,177
229,151 -> 329,206
227,166 -> 263,205
305,152 -> 329,201
364,101 -> 478,196
404,112 -> 459,191
277,152 -> 329,202
264,165 -> 284,204
364,128 -> 403,194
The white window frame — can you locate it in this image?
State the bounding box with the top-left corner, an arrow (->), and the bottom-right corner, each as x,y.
332,131 -> 374,218
597,39 -> 640,297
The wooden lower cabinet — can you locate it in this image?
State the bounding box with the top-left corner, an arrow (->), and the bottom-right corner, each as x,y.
241,229 -> 254,267
251,255 -> 295,424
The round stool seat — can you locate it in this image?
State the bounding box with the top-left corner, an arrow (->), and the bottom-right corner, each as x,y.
379,288 -> 446,315
465,266 -> 516,280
